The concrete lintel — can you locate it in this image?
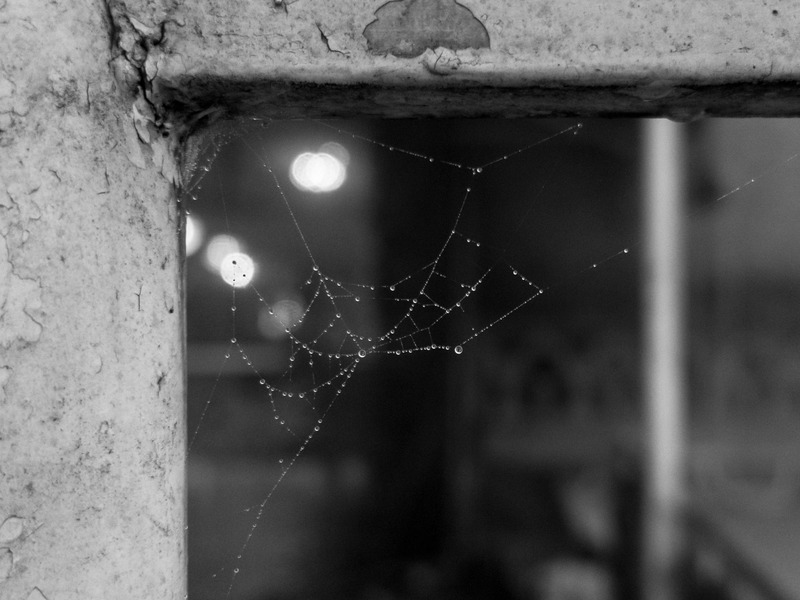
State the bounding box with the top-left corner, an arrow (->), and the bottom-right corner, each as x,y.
118,0 -> 800,121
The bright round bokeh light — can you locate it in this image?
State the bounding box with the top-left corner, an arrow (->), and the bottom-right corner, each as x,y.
219,252 -> 255,288
185,214 -> 204,257
205,234 -> 241,272
290,151 -> 346,193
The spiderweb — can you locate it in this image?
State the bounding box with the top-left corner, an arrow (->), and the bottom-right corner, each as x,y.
180,118 -> 800,600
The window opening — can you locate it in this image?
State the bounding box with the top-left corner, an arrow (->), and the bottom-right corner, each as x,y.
182,118 -> 800,600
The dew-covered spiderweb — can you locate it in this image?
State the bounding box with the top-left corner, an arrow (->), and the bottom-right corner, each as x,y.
181,118 -> 800,600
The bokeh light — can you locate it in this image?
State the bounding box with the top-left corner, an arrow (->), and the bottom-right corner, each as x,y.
219,252 -> 255,288
205,234 -> 241,272
258,298 -> 306,338
185,215 -> 204,257
290,151 -> 346,193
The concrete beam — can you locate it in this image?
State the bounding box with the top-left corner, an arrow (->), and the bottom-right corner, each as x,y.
120,0 -> 800,121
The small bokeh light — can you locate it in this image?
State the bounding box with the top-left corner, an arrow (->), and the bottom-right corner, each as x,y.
205,234 -> 241,272
258,298 -> 305,338
185,215 -> 204,257
219,252 -> 255,288
289,148 -> 347,193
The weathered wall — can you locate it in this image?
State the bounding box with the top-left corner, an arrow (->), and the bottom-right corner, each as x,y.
122,0 -> 800,122
0,1 -> 185,599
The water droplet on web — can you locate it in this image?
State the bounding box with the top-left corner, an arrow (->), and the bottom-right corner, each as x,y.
312,265 -> 319,272
454,345 -> 463,355
389,285 -> 396,291
231,337 -> 237,343
358,349 -> 367,358
259,379 -> 265,385
475,167 -> 483,173
623,248 -> 630,254
233,568 -> 239,574
354,296 -> 360,302
314,426 -> 320,432
231,306 -> 236,312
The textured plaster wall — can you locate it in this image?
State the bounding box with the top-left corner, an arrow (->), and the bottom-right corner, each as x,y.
1,1 -> 185,599
118,0 -> 800,121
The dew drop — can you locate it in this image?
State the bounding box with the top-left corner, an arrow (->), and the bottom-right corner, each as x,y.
623,248 -> 630,254
231,337 -> 237,343
259,379 -> 265,385
231,306 -> 236,312
354,296 -> 360,302
454,345 -> 463,355
314,426 -> 320,432
358,349 -> 367,358
389,285 -> 396,291
476,167 -> 483,173
233,568 -> 239,574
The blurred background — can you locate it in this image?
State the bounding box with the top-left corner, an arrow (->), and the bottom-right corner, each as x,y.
184,119 -> 800,600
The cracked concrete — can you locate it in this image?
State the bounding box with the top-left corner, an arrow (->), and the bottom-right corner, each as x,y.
1,1 -> 185,598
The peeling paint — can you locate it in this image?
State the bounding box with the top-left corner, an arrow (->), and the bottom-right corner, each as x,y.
105,1 -> 182,185
0,237 -> 43,350
364,0 -> 490,58
0,516 -> 24,543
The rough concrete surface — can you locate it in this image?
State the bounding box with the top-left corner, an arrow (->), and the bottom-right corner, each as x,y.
112,0 -> 800,123
1,1 -> 185,599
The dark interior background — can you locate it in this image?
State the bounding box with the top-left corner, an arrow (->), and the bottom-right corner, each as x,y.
184,119 -> 800,600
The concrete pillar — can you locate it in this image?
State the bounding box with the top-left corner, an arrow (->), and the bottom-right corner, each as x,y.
0,2 -> 185,598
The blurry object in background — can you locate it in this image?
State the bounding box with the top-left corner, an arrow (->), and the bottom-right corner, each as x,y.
534,558 -> 614,600
257,297 -> 306,339
205,233 -> 242,273
219,251 -> 255,288
290,147 -> 347,193
186,214 -> 204,256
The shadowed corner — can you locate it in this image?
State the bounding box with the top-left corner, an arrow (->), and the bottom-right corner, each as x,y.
363,0 -> 490,58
